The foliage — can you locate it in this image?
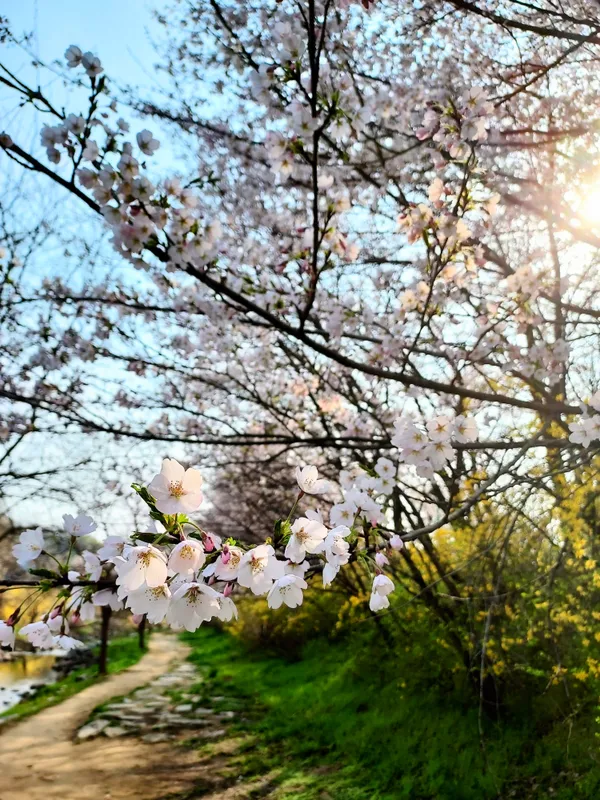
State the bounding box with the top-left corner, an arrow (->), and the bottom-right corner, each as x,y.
225,588 -> 346,659
182,626 -> 600,800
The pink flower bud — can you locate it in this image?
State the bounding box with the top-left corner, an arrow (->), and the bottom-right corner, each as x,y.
375,552 -> 389,568
223,583 -> 233,597
221,545 -> 231,564
203,534 -> 215,552
131,614 -> 144,625
50,606 -> 62,619
390,534 -> 404,551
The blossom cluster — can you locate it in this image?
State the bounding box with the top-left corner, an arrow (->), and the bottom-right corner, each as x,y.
416,87 -> 493,159
0,460 -> 403,652
392,415 -> 478,479
36,47 -> 222,272
569,392 -> 600,447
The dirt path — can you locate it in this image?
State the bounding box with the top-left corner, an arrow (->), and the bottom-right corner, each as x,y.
0,634 -> 213,800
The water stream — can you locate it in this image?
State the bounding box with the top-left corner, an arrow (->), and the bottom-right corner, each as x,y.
0,653 -> 59,713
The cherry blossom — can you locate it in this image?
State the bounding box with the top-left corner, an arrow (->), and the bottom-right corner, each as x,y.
83,550 -> 103,581
322,526 -> 352,587
209,546 -> 244,581
91,589 -> 123,612
148,459 -> 203,515
295,465 -> 329,495
168,539 -> 206,575
166,582 -> 221,631
126,584 -> 172,624
267,575 -> 307,609
97,535 -> 131,563
12,527 -> 44,568
285,517 -> 328,563
237,544 -> 286,595
116,545 -> 168,591
81,51 -> 103,78
64,44 -> 83,68
20,621 -> 54,649
63,514 -> 97,537
369,575 -> 395,613
136,130 -> 160,156
0,622 -> 15,649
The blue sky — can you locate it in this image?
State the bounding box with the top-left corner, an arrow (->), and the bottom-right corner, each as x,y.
2,0 -> 193,179
1,1 -> 178,530
5,0 -> 160,87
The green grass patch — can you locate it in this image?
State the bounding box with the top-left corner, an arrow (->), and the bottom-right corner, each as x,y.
0,634 -> 145,723
180,627 -> 600,800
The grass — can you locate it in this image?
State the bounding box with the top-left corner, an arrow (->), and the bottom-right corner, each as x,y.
180,627 -> 600,800
0,634 -> 146,723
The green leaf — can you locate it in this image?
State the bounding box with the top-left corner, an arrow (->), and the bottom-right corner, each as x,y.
29,568 -> 59,580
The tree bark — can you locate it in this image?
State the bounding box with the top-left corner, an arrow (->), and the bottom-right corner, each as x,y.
138,615 -> 147,651
98,605 -> 112,676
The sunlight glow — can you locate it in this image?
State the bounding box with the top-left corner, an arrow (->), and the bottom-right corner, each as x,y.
576,186 -> 600,230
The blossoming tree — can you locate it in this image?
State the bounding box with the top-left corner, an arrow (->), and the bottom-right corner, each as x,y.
2,0 -> 600,682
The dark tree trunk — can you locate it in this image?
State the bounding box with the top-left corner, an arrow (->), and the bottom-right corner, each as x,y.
138,615 -> 147,651
98,605 -> 112,676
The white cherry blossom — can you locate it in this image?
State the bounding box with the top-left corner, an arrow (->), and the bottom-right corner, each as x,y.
369,575 -> 395,613
116,545 -> 168,592
285,517 -> 328,563
0,621 -> 15,649
63,513 -> 97,537
12,527 -> 44,568
267,575 -> 307,609
166,582 -> 221,631
168,538 -> 206,575
136,129 -> 160,156
295,465 -> 329,495
126,583 -> 171,623
97,535 -> 131,563
237,544 -> 285,595
20,621 -> 54,649
148,459 -> 203,515
83,550 -> 102,581
64,44 -> 83,68
92,589 -> 123,611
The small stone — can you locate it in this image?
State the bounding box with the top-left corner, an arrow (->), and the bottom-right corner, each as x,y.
198,728 -> 226,739
77,719 -> 110,740
103,726 -> 129,738
174,704 -> 193,712
161,718 -> 212,728
105,712 -> 149,723
141,732 -> 172,743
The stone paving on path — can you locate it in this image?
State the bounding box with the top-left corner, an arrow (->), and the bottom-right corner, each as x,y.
76,660 -> 234,744
0,637 -> 279,800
